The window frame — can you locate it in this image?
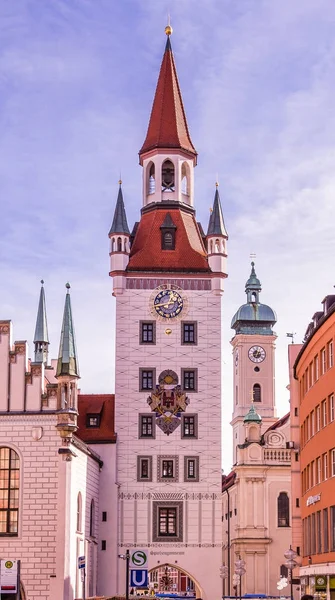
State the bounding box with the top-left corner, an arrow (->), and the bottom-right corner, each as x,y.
330,394 -> 335,422
139,368 -> 156,392
0,447 -> 20,536
157,456 -> 179,483
184,456 -> 200,482
328,340 -> 334,369
181,322 -> 198,345
86,414 -> 101,428
321,348 -> 326,375
139,321 -> 156,345
277,491 -> 290,528
152,500 -> 183,542
137,456 -> 153,482
181,414 -> 198,439
138,414 -> 156,439
181,368 -> 198,392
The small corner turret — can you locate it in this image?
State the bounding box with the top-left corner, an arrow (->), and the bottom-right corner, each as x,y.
55,283 -> 80,458
33,280 -> 49,365
109,181 -> 130,295
206,183 -> 228,294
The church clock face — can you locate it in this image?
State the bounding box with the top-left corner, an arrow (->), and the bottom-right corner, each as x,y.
150,285 -> 187,320
248,345 -> 266,363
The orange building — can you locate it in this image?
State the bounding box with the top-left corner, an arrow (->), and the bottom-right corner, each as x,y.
293,293 -> 335,598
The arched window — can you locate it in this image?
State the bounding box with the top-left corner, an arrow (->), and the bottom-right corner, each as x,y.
181,162 -> 189,195
162,231 -> 174,249
252,292 -> 257,302
117,237 -> 122,252
111,238 -> 115,252
124,239 -> 127,252
90,499 -> 95,537
76,492 -> 82,532
253,383 -> 261,402
278,492 -> 289,527
215,239 -> 220,253
162,160 -> 175,192
148,162 -> 155,194
0,447 -> 19,534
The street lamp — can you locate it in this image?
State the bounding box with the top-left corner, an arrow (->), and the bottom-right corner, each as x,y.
234,557 -> 246,600
118,550 -> 130,600
284,546 -> 298,600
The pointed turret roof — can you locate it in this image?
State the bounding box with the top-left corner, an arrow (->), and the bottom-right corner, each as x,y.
33,280 -> 49,344
160,212 -> 177,229
245,262 -> 261,292
56,284 -> 80,378
207,185 -> 228,237
139,30 -> 197,162
109,182 -> 130,236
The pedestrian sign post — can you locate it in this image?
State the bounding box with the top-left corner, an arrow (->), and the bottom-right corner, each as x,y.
78,556 -> 85,569
78,556 -> 86,600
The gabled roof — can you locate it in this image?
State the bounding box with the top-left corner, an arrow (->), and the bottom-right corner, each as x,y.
109,183 -> 130,235
76,394 -> 116,444
33,281 -> 49,343
56,284 -> 80,378
207,186 -> 228,237
264,412 -> 290,434
127,205 -> 209,272
139,35 -> 197,161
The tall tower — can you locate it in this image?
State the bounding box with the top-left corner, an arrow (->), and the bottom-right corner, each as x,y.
110,27 -> 227,600
230,262 -> 277,462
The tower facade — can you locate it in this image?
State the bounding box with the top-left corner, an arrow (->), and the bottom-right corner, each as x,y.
110,30 -> 227,600
230,262 -> 277,461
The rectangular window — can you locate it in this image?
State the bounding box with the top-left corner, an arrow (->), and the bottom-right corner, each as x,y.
0,447 -> 19,536
184,456 -> 199,482
101,540 -> 106,551
139,414 -> 155,439
86,414 -> 100,427
306,415 -> 310,440
159,507 -> 177,536
321,348 -> 326,375
157,456 -> 178,482
308,363 -> 313,388
311,512 -> 316,555
307,464 -> 310,490
310,410 -> 315,436
317,510 -> 322,553
330,394 -> 335,422
152,501 -> 183,542
316,405 -> 321,432
139,368 -> 155,391
137,456 -> 153,481
182,369 -> 198,391
314,355 -> 319,380
322,399 -> 327,427
140,321 -> 155,344
181,322 -> 197,345
323,452 -> 328,481
328,341 -> 334,369
323,508 -> 329,552
331,506 -> 335,551
331,449 -> 335,477
181,414 -> 198,439
102,511 -> 107,522
310,461 -> 314,487
316,457 -> 321,484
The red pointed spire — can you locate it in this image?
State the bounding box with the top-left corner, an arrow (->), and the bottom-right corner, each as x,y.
139,32 -> 197,163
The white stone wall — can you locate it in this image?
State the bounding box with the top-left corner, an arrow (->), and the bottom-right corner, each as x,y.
115,280 -> 223,600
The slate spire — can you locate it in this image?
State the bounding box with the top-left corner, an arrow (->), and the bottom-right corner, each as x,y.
56,283 -> 80,378
207,184 -> 228,237
33,280 -> 49,365
139,27 -> 197,161
109,181 -> 130,236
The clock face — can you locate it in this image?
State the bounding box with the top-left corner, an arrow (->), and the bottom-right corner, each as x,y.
153,288 -> 184,319
248,345 -> 266,363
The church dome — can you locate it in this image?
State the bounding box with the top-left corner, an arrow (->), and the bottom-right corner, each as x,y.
244,404 -> 262,423
231,262 -> 277,335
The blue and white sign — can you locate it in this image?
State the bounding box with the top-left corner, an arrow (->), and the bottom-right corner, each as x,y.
130,569 -> 148,588
130,549 -> 149,569
78,556 -> 85,570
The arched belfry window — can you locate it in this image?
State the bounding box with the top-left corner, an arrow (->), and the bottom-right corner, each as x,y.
0,447 -> 19,534
148,162 -> 155,194
181,162 -> 190,196
76,492 -> 82,532
117,237 -> 122,251
278,492 -> 289,527
162,159 -> 175,192
253,383 -> 261,402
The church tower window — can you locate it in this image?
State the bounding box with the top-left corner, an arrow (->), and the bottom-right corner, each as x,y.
162,159 -> 175,192
181,162 -> 190,195
277,492 -> 290,527
0,447 -> 19,535
148,162 -> 156,194
253,383 -> 261,402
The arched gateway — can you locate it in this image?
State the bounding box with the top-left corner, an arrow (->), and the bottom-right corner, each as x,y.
147,564 -> 203,598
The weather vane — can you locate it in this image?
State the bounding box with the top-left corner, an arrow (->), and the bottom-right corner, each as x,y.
286,332 -> 296,344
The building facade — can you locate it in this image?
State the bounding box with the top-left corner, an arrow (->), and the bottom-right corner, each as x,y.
292,292 -> 335,599
109,28 -> 227,600
222,263 -> 293,597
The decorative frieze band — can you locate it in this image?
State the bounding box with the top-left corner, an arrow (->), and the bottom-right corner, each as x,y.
126,279 -> 211,291
118,492 -> 219,500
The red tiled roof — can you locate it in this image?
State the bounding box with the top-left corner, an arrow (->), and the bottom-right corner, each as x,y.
127,207 -> 209,272
222,470 -> 236,491
139,37 -> 196,161
76,394 -> 116,444
264,411 -> 290,434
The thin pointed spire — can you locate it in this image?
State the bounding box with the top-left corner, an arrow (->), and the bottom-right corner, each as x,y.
33,280 -> 49,364
139,27 -> 197,161
109,182 -> 130,236
207,184 -> 228,237
56,283 -> 80,378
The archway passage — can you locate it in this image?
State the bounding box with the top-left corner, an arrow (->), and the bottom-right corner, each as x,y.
144,564 -> 203,598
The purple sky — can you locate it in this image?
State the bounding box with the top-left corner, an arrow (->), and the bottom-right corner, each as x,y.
2,0 -> 335,471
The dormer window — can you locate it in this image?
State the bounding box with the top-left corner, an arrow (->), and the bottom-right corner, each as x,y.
160,213 -> 177,250
86,414 -> 100,428
162,160 -> 175,192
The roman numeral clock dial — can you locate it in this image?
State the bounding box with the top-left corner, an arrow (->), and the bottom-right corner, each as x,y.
248,345 -> 266,363
150,285 -> 188,321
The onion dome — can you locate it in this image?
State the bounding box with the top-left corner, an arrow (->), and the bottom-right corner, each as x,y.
244,404 -> 262,423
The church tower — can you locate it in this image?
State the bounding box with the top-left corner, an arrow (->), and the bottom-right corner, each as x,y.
230,262 -> 277,462
110,27 -> 227,600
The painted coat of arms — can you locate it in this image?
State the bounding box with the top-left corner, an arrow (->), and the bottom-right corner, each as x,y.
147,370 -> 190,435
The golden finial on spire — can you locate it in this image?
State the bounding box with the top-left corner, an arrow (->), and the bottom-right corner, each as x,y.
215,173 -> 219,187
118,179 -> 122,185
165,13 -> 173,36
209,207 -> 213,214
